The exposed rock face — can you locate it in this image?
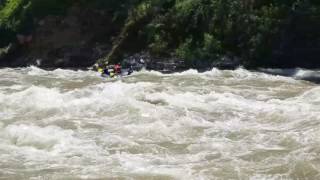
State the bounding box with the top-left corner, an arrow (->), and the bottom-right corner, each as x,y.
121,52 -> 240,72
0,4 -> 318,71
268,10 -> 320,69
146,58 -> 187,72
121,52 -> 188,73
41,47 -> 98,68
211,56 -> 240,70
0,6 -> 115,68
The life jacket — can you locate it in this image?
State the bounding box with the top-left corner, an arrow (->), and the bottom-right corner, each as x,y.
108,69 -> 115,77
98,68 -> 103,73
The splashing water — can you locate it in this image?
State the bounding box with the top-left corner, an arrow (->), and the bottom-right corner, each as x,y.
0,66 -> 319,179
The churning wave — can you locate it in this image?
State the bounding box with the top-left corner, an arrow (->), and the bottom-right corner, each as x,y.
0,66 -> 319,179
260,68 -> 320,83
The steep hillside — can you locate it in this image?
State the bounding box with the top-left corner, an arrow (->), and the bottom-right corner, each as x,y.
0,0 -> 319,69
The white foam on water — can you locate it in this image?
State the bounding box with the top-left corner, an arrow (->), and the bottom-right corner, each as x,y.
26,66 -> 49,76
0,81 -> 155,119
294,86 -> 320,104
3,124 -> 74,150
260,68 -> 320,82
0,67 -> 319,179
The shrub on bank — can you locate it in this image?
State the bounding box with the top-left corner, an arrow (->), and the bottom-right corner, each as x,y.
0,0 -> 319,68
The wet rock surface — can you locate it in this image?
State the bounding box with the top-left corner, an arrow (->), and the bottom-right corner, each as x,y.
122,53 -> 188,73
0,6 -> 114,68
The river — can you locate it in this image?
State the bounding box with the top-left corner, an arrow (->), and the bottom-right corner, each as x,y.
0,67 -> 319,179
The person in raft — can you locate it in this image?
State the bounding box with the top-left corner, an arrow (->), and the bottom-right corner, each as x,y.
94,63 -> 133,77
100,64 -> 120,78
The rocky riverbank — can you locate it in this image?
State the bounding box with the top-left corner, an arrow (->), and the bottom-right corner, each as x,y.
0,1 -> 319,71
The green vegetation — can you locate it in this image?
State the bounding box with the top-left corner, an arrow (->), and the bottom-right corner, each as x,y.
0,0 -> 319,68
139,0 -> 320,67
0,0 -> 71,46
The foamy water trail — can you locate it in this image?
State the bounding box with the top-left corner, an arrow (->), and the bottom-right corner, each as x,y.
260,68 -> 320,83
0,67 -> 319,179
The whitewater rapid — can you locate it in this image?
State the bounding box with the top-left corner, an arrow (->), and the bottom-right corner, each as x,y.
0,67 -> 319,179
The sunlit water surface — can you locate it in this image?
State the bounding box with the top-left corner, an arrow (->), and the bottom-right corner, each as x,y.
0,67 -> 319,180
